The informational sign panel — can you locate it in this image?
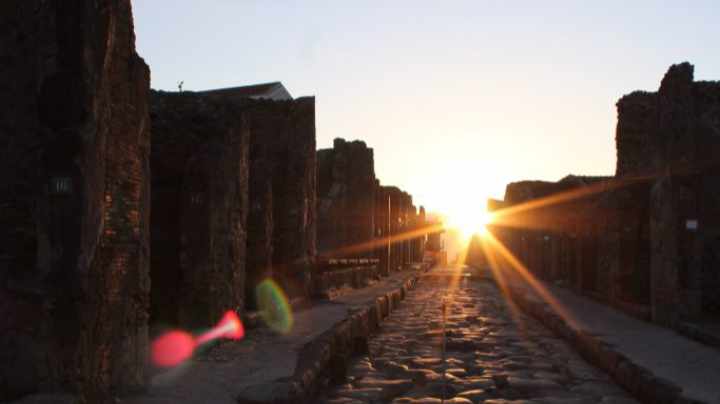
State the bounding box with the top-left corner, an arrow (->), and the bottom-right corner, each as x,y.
686,219 -> 698,231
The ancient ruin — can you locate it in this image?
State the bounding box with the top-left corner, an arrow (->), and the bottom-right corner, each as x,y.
0,1 -> 150,401
472,62 -> 720,331
374,186 -> 418,274
240,95 -> 318,302
152,86 -> 318,309
150,91 -> 249,329
315,139 -> 430,296
317,138 -> 377,258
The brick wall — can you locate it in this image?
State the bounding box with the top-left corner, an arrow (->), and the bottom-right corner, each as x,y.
150,91 -> 249,329
0,1 -> 150,400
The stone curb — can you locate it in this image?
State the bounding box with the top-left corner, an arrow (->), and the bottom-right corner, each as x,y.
504,284 -> 705,404
237,269 -> 426,404
675,322 -> 720,349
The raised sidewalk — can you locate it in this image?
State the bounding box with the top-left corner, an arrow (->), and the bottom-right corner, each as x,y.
500,271 -> 720,404
13,266 -> 429,404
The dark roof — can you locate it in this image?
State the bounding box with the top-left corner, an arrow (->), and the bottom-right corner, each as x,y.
558,174 -> 612,185
197,81 -> 283,97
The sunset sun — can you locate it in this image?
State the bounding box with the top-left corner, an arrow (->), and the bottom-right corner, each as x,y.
444,203 -> 493,241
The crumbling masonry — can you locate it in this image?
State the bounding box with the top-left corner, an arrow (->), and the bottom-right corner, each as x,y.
471,62 -> 720,329
150,92 -> 249,329
0,1 -> 150,401
315,139 -> 429,294
0,3 -> 431,401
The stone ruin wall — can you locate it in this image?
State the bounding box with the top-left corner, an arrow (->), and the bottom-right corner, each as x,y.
0,1 -> 150,401
374,184 -> 392,275
373,186 -> 425,275
648,63 -> 720,323
150,92 -> 249,329
472,62 -> 720,326
413,206 -> 428,262
242,97 -> 317,300
315,141 -> 428,277
317,138 -> 376,258
611,63 -> 720,323
152,91 -> 318,306
0,3 -> 434,401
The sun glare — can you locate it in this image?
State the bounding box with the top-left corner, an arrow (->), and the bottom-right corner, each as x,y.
444,205 -> 493,241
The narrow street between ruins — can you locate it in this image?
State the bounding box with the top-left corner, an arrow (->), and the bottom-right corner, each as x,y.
318,268 -> 638,404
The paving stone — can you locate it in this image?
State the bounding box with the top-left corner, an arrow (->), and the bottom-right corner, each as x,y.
338,386 -> 384,400
317,273 -> 635,404
530,397 -> 595,404
599,396 -> 641,404
456,388 -> 491,401
570,381 -> 626,396
324,398 -> 365,404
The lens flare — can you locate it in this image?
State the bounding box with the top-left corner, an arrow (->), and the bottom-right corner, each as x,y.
152,330 -> 195,368
256,279 -> 294,334
151,310 -> 245,368
196,310 -> 245,345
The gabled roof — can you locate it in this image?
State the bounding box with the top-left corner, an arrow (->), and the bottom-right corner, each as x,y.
197,82 -> 292,101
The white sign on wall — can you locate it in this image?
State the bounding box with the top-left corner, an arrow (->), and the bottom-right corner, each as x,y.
686,219 -> 699,231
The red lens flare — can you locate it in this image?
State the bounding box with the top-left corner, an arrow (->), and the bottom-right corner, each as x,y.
151,310 -> 245,368
151,330 -> 195,368
196,310 -> 245,345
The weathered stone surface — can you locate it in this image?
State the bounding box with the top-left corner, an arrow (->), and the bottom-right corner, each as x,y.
241,97 -> 317,300
317,138 -> 376,258
620,62 -> 720,325
413,207 -> 428,262
245,139 -> 273,310
0,1 -> 150,401
373,186 -> 427,275
318,269 -> 637,404
473,62 -> 720,330
150,91 -> 249,328
313,264 -> 381,299
615,91 -> 658,177
190,90 -> 318,303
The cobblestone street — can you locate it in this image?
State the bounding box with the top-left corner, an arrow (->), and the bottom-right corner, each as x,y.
319,271 -> 638,404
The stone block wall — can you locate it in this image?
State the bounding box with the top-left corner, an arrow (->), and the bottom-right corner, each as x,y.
615,92 -> 658,177
386,187 -> 408,272
648,63 -> 720,324
612,63 -> 720,324
241,97 -> 317,300
0,1 -> 150,400
374,184 -> 392,275
474,62 -> 720,328
476,176 -> 611,299
151,91 -> 317,307
317,138 -> 376,258
411,205 -> 427,263
150,92 -> 249,328
372,186 -> 426,274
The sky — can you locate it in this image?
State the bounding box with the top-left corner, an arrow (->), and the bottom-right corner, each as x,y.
133,0 -> 720,219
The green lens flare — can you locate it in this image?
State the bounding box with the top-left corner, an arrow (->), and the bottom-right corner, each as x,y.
255,279 -> 294,334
